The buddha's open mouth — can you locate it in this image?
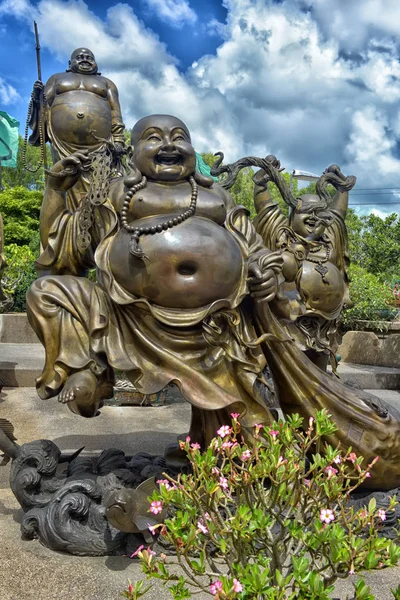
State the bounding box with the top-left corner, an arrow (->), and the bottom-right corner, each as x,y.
156,153 -> 182,166
305,218 -> 317,229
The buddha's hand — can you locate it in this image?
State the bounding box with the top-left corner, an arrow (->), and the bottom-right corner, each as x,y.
252,156 -> 282,190
252,168 -> 271,191
47,151 -> 92,192
32,80 -> 44,102
248,250 -> 283,302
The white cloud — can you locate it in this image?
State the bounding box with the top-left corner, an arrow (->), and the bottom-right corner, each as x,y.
0,77 -> 21,105
306,0 -> 400,53
2,0 -> 400,206
0,0 -> 34,19
143,0 -> 197,28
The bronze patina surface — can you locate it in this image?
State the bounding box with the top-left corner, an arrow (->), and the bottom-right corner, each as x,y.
25,117 -> 400,489
27,114 -> 282,448
3,100 -> 400,556
253,159 -> 356,371
28,48 -> 125,225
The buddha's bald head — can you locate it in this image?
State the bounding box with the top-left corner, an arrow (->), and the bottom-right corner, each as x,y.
69,48 -> 98,75
131,114 -> 196,182
131,115 -> 191,146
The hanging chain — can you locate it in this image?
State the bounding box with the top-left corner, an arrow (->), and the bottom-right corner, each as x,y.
22,89 -> 47,173
77,147 -> 113,253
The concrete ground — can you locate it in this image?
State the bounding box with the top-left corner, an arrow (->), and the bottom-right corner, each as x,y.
1,387 -> 400,600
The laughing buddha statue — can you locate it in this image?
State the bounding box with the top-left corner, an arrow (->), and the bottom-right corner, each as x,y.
253,159 -> 356,371
26,116 -> 400,489
26,114 -> 283,448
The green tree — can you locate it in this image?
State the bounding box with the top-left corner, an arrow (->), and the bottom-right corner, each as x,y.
357,213 -> 400,281
0,186 -> 42,246
1,136 -> 48,190
341,264 -> 395,330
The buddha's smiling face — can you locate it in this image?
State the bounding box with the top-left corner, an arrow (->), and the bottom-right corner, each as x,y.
131,115 -> 196,181
69,48 -> 98,75
290,195 -> 332,240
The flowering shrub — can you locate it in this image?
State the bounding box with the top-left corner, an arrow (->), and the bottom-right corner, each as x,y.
122,410 -> 400,600
392,281 -> 400,307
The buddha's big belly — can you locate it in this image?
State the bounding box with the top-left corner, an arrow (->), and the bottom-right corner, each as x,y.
300,260 -> 345,316
110,216 -> 244,309
50,91 -> 112,146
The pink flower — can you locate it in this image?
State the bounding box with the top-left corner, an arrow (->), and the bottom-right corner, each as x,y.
320,508 -> 335,524
186,436 -> 191,443
254,423 -> 263,435
127,583 -> 134,593
197,520 -> 209,534
212,467 -> 220,475
130,544 -> 144,558
377,509 -> 386,522
269,429 -> 279,442
222,441 -> 234,450
365,471 -> 371,478
148,525 -> 158,536
149,500 -> 163,515
217,425 -> 232,438
348,452 -> 357,463
333,455 -> 342,464
231,412 -> 240,419
219,476 -> 229,489
204,512 -> 211,521
210,580 -> 223,595
156,479 -> 174,491
324,466 -> 338,479
307,416 -> 314,435
191,442 -> 201,450
241,450 -> 251,461
233,579 -> 243,593
303,478 -> 311,487
277,456 -> 288,468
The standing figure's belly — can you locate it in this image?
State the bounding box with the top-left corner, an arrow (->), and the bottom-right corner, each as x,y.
300,260 -> 345,317
109,215 -> 244,309
50,91 -> 112,147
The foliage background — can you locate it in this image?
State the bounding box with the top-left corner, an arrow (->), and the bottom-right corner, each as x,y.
0,144 -> 398,324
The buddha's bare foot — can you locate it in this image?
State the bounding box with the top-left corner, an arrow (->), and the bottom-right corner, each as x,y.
58,370 -> 112,418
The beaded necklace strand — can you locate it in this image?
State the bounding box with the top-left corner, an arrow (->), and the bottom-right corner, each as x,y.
120,175 -> 198,259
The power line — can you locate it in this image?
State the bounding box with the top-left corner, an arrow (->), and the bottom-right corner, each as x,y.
350,192 -> 400,195
349,202 -> 400,206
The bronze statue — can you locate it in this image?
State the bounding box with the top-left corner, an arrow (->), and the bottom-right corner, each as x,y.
5,113 -> 400,558
27,114 -> 282,448
28,47 -> 125,217
26,119 -> 400,488
253,159 -> 356,371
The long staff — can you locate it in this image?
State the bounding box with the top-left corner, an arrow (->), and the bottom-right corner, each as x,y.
34,21 -> 47,175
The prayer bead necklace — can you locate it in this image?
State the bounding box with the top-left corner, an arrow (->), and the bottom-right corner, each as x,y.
120,175 -> 198,258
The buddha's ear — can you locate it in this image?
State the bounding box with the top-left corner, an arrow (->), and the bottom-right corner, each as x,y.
194,170 -> 214,188
124,146 -> 143,187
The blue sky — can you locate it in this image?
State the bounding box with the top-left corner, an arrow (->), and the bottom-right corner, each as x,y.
1,0 -> 400,215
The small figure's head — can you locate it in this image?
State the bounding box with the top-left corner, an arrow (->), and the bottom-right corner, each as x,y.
68,48 -> 98,75
289,194 -> 332,241
130,114 -> 196,182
